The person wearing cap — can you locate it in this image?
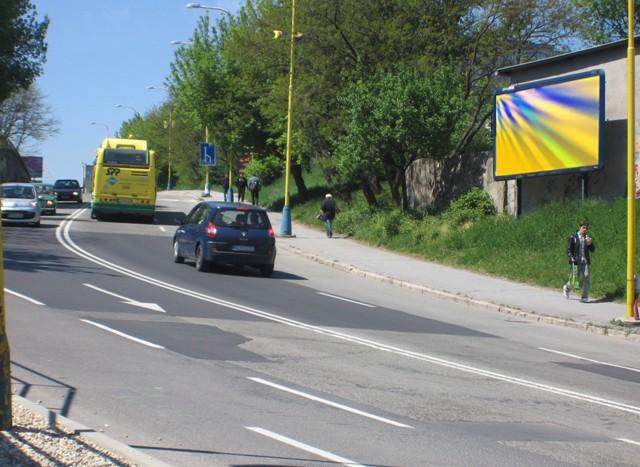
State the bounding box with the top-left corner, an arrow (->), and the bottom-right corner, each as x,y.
320,193 -> 340,238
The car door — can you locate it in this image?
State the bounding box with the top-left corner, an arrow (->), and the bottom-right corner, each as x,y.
176,204 -> 203,258
182,204 -> 209,258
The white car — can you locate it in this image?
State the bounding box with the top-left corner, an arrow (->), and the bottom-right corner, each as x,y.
1,183 -> 41,226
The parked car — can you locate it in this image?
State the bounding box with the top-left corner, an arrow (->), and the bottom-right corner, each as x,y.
53,179 -> 83,203
173,202 -> 276,276
34,182 -> 57,215
1,183 -> 41,226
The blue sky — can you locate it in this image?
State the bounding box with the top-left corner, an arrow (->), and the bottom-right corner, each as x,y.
31,0 -> 241,183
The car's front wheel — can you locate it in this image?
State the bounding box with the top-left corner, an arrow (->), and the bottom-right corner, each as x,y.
173,240 -> 184,264
194,244 -> 210,272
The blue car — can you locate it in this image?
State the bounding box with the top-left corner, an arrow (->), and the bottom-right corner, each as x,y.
173,202 -> 276,276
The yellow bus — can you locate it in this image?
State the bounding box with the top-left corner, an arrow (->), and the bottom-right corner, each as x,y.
91,138 -> 156,222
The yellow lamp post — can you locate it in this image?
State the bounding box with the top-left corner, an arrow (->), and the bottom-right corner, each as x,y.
627,0 -> 637,319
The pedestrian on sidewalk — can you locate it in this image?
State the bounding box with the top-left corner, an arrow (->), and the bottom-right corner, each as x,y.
222,175 -> 230,200
320,193 -> 340,238
248,175 -> 261,206
236,173 -> 247,203
563,220 -> 595,303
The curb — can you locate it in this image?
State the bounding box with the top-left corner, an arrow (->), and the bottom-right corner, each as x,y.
280,244 -> 640,343
14,395 -> 172,467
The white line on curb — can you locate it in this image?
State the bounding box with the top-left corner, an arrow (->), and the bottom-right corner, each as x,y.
248,377 -> 411,428
56,209 -> 640,418
245,426 -> 366,467
317,292 -> 376,308
158,226 -> 166,232
5,288 -> 44,306
80,319 -> 165,349
617,438 -> 640,447
539,347 -> 640,373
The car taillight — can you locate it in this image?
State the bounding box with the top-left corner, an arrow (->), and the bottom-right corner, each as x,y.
206,221 -> 217,238
267,227 -> 275,238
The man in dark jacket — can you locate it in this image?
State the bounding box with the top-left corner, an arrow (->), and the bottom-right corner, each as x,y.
320,193 -> 339,238
236,174 -> 247,203
563,221 -> 595,302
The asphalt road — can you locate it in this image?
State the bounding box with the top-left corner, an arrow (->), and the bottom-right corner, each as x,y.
4,193 -> 640,466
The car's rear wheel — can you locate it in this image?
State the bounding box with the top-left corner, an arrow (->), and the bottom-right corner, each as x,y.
260,264 -> 274,277
173,240 -> 184,264
195,244 -> 210,272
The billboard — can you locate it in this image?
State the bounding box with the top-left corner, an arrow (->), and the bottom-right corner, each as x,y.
21,156 -> 43,179
493,69 -> 605,180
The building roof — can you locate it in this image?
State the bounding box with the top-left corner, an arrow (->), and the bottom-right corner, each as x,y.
497,36 -> 640,76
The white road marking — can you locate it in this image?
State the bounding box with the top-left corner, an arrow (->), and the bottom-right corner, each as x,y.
158,226 -> 166,232
245,426 -> 366,467
539,347 -> 640,374
80,319 -> 165,349
83,283 -> 166,312
56,209 -> 640,417
249,377 -> 412,428
617,438 -> 640,447
317,292 -> 376,308
4,288 -> 44,306
156,198 -> 180,202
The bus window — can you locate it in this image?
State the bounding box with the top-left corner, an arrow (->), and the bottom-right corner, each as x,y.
103,148 -> 149,166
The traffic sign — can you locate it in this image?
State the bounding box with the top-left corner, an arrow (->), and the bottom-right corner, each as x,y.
200,143 -> 216,166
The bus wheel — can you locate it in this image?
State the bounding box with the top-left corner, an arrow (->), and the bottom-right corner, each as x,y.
173,240 -> 184,264
195,244 -> 210,272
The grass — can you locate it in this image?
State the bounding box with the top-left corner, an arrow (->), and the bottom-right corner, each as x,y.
260,166 -> 633,302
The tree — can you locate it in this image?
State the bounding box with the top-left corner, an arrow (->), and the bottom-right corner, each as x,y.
0,85 -> 59,151
335,67 -> 471,210
572,0 -> 640,44
0,0 -> 49,103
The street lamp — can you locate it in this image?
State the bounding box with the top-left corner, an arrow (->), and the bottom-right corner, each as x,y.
186,2 -> 234,202
114,104 -> 140,118
146,85 -> 174,190
185,3 -> 231,15
90,121 -> 110,138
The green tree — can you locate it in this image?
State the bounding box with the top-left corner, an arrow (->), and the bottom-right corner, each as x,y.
572,0 -> 640,44
0,0 -> 49,103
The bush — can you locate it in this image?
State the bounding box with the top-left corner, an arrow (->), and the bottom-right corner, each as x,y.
444,187 -> 496,226
242,155 -> 282,185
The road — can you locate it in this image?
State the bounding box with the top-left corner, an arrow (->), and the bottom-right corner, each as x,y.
4,192 -> 640,466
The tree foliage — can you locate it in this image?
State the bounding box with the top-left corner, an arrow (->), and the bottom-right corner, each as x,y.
0,85 -> 59,151
572,0 -> 640,44
0,0 -> 49,103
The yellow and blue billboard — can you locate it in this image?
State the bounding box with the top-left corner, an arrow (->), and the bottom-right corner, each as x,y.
493,70 -> 605,180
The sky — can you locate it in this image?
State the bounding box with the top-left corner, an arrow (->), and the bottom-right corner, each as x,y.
30,0 -> 242,183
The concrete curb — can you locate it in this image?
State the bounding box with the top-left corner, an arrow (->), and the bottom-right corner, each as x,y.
14,395 -> 172,467
280,244 -> 640,343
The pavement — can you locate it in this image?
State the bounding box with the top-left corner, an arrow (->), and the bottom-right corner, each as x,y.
15,188 -> 640,467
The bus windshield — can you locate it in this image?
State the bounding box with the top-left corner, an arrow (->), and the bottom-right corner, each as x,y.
103,148 -> 149,166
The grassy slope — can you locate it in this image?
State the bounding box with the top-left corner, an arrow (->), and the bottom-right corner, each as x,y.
262,167 -> 631,301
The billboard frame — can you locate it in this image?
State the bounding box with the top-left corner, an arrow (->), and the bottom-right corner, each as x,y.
493,69 -> 606,181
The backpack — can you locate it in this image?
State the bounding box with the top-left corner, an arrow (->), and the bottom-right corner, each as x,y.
248,176 -> 260,191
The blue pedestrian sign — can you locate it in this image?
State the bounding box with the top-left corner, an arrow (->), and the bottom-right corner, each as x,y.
200,143 -> 216,166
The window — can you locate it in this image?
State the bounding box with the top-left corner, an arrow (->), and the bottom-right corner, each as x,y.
54,180 -> 80,189
103,148 -> 149,166
214,209 -> 268,228
2,186 -> 36,199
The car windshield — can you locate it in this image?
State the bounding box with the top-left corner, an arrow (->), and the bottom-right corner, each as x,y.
214,209 -> 269,228
103,148 -> 149,166
54,180 -> 79,189
2,186 -> 36,199
36,185 -> 54,195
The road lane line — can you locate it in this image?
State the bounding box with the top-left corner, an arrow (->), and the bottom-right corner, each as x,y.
55,209 -> 640,417
245,426 -> 366,467
5,289 -> 44,306
539,347 -> 640,373
316,292 -> 376,308
80,319 -> 165,349
83,283 -> 166,312
158,226 -> 166,232
617,438 -> 640,447
248,377 -> 412,428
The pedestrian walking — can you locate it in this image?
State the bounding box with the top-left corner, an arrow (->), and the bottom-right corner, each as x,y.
248,175 -> 261,206
236,173 -> 247,203
562,220 -> 595,303
320,193 -> 340,238
222,175 -> 230,201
